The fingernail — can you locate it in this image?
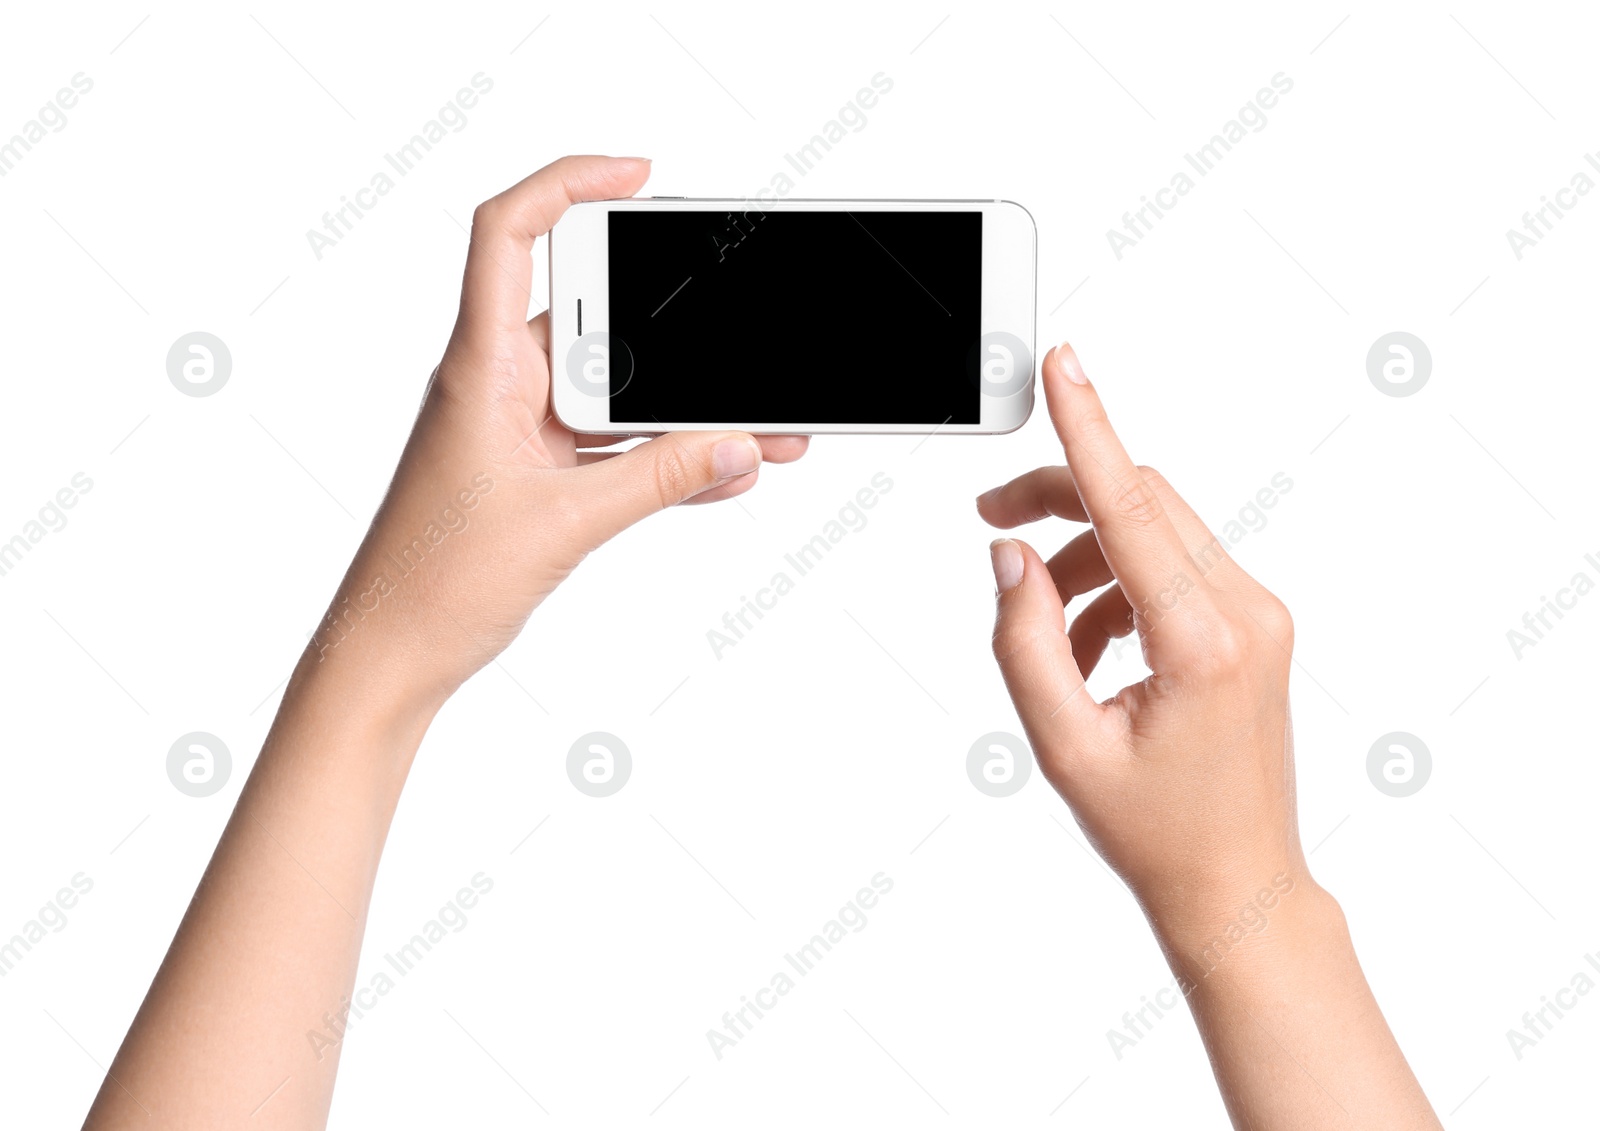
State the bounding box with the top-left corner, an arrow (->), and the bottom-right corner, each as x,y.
713,437 -> 761,479
976,486 -> 1001,511
1057,342 -> 1088,385
990,538 -> 1023,591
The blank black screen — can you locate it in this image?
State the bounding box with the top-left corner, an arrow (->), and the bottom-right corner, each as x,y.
606,210 -> 981,425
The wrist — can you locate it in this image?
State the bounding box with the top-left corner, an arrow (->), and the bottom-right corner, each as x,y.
277,636 -> 447,757
1144,868 -> 1345,994
301,559 -> 470,723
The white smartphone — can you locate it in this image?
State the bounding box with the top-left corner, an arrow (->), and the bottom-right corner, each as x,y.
548,198 -> 1036,435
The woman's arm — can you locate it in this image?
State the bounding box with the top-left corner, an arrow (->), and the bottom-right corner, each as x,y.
83,649 -> 436,1128
84,155 -> 806,1130
1156,885 -> 1436,1127
980,342 -> 1441,1129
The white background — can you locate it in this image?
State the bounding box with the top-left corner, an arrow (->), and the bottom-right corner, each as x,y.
2,2 -> 1596,1127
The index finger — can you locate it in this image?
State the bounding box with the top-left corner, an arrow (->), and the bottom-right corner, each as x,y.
457,155 -> 652,345
1043,342 -> 1212,624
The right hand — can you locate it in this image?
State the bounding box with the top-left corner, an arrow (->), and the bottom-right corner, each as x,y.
978,342 -> 1311,940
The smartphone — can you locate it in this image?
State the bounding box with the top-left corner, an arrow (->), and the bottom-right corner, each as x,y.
549,198 -> 1036,435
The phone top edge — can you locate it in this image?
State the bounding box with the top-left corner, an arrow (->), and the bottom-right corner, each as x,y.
626,196 -> 1007,203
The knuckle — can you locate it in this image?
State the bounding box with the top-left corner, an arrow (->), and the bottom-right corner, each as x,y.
1136,465 -> 1171,496
1109,475 -> 1166,527
991,611 -> 1061,666
1192,600 -> 1295,677
471,192 -> 558,243
1256,595 -> 1295,648
470,197 -> 505,238
1201,619 -> 1253,674
649,443 -> 698,509
540,481 -> 596,552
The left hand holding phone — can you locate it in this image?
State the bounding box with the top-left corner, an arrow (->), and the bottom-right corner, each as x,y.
322,154 -> 809,708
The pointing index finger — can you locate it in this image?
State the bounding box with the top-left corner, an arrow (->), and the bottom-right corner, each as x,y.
1042,342 -> 1211,626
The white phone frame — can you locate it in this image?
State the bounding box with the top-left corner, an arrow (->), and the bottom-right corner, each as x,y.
549,197 -> 1036,435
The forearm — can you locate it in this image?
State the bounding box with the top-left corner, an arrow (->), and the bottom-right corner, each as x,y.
1152,877 -> 1441,1131
86,647 -> 439,1130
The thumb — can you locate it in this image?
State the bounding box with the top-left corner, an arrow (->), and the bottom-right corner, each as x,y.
989,537 -> 1104,741
570,432 -> 763,545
